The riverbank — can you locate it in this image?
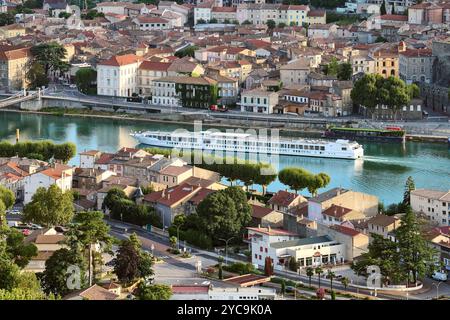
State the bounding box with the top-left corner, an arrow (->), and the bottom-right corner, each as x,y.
1,108 -> 448,143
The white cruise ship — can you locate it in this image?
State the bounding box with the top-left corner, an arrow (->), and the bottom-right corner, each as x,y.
130,130 -> 364,160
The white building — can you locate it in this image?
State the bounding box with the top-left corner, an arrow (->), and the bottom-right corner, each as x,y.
194,2 -> 213,24
23,164 -> 73,204
134,16 -> 171,30
79,150 -> 102,169
411,189 -> 450,226
248,227 -> 346,271
239,89 -> 279,114
170,285 -> 276,300
97,54 -> 141,97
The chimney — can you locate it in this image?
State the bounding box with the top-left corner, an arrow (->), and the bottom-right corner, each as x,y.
162,189 -> 165,197
268,225 -> 271,232
167,193 -> 170,200
258,224 -> 261,229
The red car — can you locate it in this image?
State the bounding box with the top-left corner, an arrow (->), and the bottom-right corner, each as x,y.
209,105 -> 228,112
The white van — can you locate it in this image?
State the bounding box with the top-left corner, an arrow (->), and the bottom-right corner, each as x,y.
432,271 -> 448,281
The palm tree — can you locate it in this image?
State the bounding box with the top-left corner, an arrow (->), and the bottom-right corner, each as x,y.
327,270 -> 336,292
306,267 -> 314,287
315,266 -> 323,288
341,277 -> 349,291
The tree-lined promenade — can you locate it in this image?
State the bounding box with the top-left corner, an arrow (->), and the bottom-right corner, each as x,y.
0,140 -> 76,163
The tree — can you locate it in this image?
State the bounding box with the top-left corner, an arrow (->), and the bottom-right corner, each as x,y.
102,187 -> 127,212
351,74 -> 385,115
403,176 -> 415,206
23,185 -> 74,227
280,279 -> 286,296
169,236 -> 177,250
113,240 -> 140,284
396,207 -> 437,285
26,62 -> 49,89
75,68 -> 97,94
0,13 -> 15,26
264,256 -> 273,276
3,228 -> 38,268
195,187 -> 251,244
288,256 -> 299,272
197,18 -> 206,24
341,277 -> 349,290
375,35 -> 387,43
278,167 -> 313,194
325,57 -> 339,76
0,186 -> 15,209
408,83 -> 420,99
306,267 -> 314,287
278,22 -> 286,28
381,76 -> 411,120
69,211 -> 112,285
53,143 -> 76,163
315,267 -> 323,288
218,256 -> 224,280
209,18 -> 218,23
307,173 -> 331,197
327,270 -> 336,292
380,0 -> 387,15
253,164 -> 277,195
58,12 -> 71,19
266,19 -> 276,29
40,248 -> 87,296
174,46 -> 198,58
337,62 -> 352,81
30,42 -> 69,76
136,283 -> 172,300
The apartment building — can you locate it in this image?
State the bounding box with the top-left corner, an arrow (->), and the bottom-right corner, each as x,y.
0,45 -> 30,90
280,58 -> 310,88
137,61 -> 171,96
411,189 -> 450,226
97,54 -> 141,97
211,6 -> 237,22
239,88 -> 279,114
399,48 -> 434,84
0,24 -> 26,39
134,16 -> 171,30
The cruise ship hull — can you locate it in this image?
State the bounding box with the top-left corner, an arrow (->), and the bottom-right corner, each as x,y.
131,133 -> 363,160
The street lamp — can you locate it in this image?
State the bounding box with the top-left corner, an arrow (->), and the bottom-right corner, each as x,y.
219,237 -> 234,266
151,244 -> 155,256
432,282 -> 443,300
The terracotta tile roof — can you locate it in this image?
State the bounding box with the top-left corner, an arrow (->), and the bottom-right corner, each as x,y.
308,10 -> 325,17
330,224 -> 361,237
224,274 -> 271,287
400,48 -> 432,57
35,234 -> 65,244
138,61 -> 171,71
288,5 -> 309,10
322,204 -> 352,218
98,53 -> 140,66
66,284 -> 119,300
268,190 -> 300,207
95,153 -> 115,165
251,204 -> 274,219
367,214 -> 399,227
0,45 -> 30,61
136,16 -> 169,24
39,165 -> 72,180
188,188 -> 215,205
380,14 -> 408,22
144,183 -> 200,207
247,226 -> 297,236
212,6 -> 236,12
159,165 -> 191,176
411,189 -> 450,201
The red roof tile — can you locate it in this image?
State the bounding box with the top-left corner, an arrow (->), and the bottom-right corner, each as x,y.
322,204 -> 352,218
138,61 -> 171,71
99,54 -> 140,66
330,225 -> 361,237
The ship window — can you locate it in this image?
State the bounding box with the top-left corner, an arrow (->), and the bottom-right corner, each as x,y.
298,145 -> 303,149
320,146 -> 325,151
342,147 -> 347,151
315,146 -> 319,150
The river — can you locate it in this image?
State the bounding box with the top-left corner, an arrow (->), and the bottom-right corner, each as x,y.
1,111 -> 449,205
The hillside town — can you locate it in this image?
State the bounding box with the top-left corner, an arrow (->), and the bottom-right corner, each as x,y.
0,0 -> 449,303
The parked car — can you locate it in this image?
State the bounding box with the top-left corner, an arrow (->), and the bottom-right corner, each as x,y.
432,271 -> 448,281
209,104 -> 228,112
69,84 -> 77,89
